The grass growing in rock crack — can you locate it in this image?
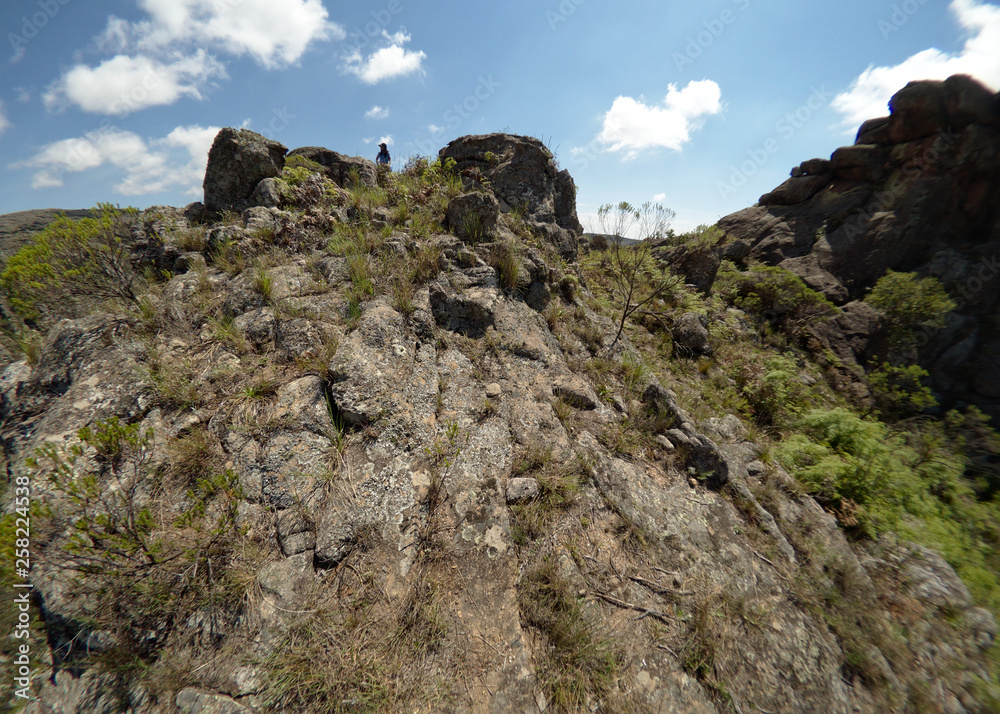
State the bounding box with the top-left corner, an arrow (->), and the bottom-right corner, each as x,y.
146,349 -> 204,410
252,264 -> 275,302
509,444 -> 585,546
518,556 -> 623,711
166,427 -> 222,486
258,532 -> 467,712
490,239 -> 521,293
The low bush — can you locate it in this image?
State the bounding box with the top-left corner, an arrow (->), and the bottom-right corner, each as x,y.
28,418 -> 246,671
776,408 -> 916,536
715,263 -> 838,336
733,353 -> 813,429
1,204 -> 145,323
864,270 -> 955,355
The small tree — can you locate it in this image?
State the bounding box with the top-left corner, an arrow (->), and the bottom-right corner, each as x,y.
597,201 -> 679,351
0,204 -> 145,323
864,270 -> 955,357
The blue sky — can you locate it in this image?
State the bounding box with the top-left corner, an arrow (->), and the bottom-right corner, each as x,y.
1,0 -> 999,232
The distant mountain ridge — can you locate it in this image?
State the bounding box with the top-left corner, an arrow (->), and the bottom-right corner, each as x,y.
0,209 -> 93,263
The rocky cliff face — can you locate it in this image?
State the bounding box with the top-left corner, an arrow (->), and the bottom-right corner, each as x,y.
718,74 -> 1000,419
0,129 -> 997,713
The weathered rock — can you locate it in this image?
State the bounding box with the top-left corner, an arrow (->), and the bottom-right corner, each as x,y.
506,477 -> 539,504
446,191 -> 499,242
206,224 -> 247,255
942,73 -> 999,130
439,133 -> 584,234
718,74 -> 1000,419
552,378 -> 598,410
899,542 -> 973,610
22,671 -> 143,714
203,128 -> 287,213
234,307 -> 277,348
800,157 -> 833,175
760,174 -> 828,205
778,254 -> 848,303
856,116 -> 891,145
653,241 -> 721,295
249,177 -> 281,208
884,74 -> 997,144
428,267 -> 499,338
172,251 -> 206,274
809,300 -> 887,368
277,508 -> 316,556
175,687 -> 249,714
256,554 -> 314,635
671,312 -> 712,357
831,144 -> 884,182
286,146 -> 377,188
721,238 -> 751,263
888,79 -> 951,143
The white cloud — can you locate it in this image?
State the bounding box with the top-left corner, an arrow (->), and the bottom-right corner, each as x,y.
12,124 -> 220,195
832,0 -> 1000,129
345,30 -> 426,84
44,52 -> 225,115
365,105 -> 390,120
652,192 -> 667,202
0,103 -> 10,136
44,0 -> 341,115
595,80 -> 722,158
136,0 -> 343,68
378,135 -> 393,146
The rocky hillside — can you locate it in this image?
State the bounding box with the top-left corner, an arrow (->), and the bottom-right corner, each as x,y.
0,107 -> 998,713
719,74 -> 1000,421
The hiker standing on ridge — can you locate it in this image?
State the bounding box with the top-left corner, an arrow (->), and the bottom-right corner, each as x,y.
376,142 -> 391,167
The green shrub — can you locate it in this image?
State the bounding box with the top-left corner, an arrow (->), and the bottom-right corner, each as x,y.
27,420 -> 245,668
864,270 -> 955,354
675,223 -> 723,250
734,354 -> 812,428
776,408 -> 916,536
866,362 -> 937,419
715,263 -> 838,335
1,204 -> 145,322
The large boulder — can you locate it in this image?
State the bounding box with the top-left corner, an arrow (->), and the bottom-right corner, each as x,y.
830,144 -> 884,182
855,117 -> 891,145
760,174 -> 828,205
203,128 -> 287,213
888,75 -> 998,143
286,146 -> 377,188
439,134 -> 584,234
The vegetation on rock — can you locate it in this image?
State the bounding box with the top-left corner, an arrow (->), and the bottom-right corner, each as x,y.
0,125 -> 998,713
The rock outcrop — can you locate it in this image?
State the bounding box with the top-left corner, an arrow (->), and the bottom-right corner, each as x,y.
718,74 -> 1000,417
439,133 -> 583,257
203,128 -> 287,214
285,146 -> 378,189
